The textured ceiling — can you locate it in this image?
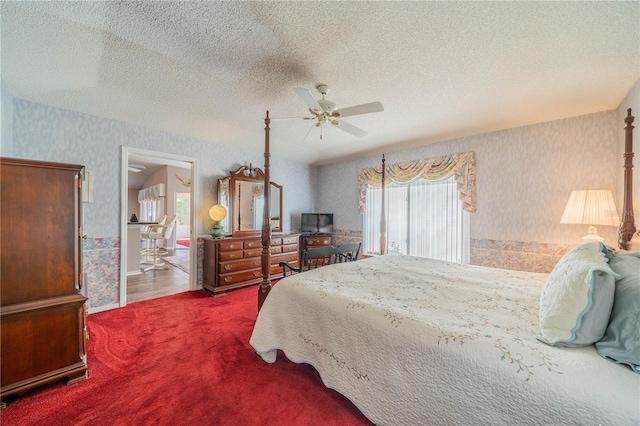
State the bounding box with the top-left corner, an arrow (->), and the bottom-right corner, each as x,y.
2,1 -> 639,165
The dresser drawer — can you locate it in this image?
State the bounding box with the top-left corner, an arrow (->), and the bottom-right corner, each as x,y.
271,237 -> 283,246
243,239 -> 261,249
305,236 -> 331,247
282,243 -> 298,253
220,257 -> 261,273
270,246 -> 282,254
273,251 -> 298,264
244,248 -> 261,258
270,263 -> 295,276
218,240 -> 242,252
219,268 -> 262,286
282,236 -> 299,245
218,250 -> 242,261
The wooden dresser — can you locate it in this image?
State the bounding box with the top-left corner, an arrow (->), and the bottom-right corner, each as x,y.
0,158 -> 88,401
203,233 -> 300,294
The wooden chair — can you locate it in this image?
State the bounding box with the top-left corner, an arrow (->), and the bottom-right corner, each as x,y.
334,243 -> 361,263
279,243 -> 362,277
280,246 -> 340,277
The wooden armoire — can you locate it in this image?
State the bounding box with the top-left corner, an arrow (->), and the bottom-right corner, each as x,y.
0,158 -> 88,401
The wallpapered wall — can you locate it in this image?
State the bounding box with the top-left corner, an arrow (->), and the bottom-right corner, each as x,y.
318,106 -> 640,273
318,111 -> 620,245
8,97 -> 315,309
4,78 -> 639,309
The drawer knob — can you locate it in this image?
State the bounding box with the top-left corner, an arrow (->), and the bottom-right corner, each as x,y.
229,254 -> 237,259
253,260 -> 260,266
253,271 -> 260,277
224,276 -> 233,283
224,264 -> 233,271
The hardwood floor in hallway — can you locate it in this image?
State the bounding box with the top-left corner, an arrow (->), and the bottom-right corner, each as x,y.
127,250 -> 190,304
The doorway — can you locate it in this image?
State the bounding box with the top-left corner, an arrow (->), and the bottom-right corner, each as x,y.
120,147 -> 198,307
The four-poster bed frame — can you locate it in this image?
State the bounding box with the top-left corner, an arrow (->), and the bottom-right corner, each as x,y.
619,108 -> 636,249
258,112 -> 272,311
259,108 -> 637,310
252,108 -> 639,425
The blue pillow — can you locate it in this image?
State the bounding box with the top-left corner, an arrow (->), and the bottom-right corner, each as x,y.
595,252 -> 640,373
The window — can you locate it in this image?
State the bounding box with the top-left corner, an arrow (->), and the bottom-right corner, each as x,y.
363,175 -> 470,263
140,199 -> 158,222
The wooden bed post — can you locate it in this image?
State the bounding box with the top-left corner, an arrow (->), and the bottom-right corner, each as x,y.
380,154 -> 387,255
258,111 -> 272,312
619,108 -> 636,250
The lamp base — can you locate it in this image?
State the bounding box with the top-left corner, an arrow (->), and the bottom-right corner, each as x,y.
582,224 -> 604,244
210,226 -> 225,239
581,234 -> 604,243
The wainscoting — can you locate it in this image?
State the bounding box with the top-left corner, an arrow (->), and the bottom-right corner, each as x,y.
470,238 -> 573,273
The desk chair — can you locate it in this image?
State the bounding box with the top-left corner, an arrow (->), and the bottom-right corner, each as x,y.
143,216 -> 176,272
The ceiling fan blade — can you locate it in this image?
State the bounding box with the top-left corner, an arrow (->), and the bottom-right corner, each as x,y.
294,88 -> 323,112
334,101 -> 383,118
334,119 -> 368,138
128,163 -> 146,172
270,116 -> 315,121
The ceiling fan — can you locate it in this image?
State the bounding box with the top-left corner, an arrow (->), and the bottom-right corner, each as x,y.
279,84 -> 383,141
128,163 -> 146,173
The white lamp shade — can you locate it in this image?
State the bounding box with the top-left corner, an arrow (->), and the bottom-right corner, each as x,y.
560,190 -> 620,227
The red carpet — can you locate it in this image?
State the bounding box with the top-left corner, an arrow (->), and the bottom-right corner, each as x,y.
176,239 -> 190,247
0,287 -> 370,425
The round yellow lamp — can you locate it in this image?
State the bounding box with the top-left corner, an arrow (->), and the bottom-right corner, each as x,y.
209,204 -> 227,239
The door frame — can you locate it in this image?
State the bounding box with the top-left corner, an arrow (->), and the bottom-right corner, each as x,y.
120,146 -> 199,308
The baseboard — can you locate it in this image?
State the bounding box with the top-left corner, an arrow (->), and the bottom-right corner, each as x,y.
88,302 -> 119,315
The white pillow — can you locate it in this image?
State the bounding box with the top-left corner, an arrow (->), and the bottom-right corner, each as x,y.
538,242 -> 619,347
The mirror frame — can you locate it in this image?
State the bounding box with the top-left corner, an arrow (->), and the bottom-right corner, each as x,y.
217,165 -> 283,236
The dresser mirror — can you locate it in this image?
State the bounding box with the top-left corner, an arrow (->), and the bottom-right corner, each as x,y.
217,165 -> 282,236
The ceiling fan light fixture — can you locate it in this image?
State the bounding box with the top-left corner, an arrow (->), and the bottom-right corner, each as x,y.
317,98 -> 337,113
290,84 -> 383,141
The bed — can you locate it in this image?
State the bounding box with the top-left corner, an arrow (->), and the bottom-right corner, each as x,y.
250,110 -> 640,425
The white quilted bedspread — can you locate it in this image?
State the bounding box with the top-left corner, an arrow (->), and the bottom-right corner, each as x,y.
249,255 -> 640,425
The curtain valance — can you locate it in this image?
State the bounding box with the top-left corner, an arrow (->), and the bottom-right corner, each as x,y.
138,183 -> 166,202
358,151 -> 476,214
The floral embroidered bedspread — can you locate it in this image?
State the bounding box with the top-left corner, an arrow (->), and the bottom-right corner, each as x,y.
250,255 -> 639,426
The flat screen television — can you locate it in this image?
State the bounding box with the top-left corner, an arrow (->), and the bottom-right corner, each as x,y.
301,213 -> 333,233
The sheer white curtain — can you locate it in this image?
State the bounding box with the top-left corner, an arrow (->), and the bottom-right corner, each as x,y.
138,183 -> 166,222
364,176 -> 470,263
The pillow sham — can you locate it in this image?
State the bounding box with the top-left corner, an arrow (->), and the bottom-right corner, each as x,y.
538,242 -> 619,347
595,252 -> 640,373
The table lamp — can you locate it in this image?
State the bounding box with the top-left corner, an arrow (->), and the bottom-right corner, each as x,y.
560,189 -> 620,243
209,204 -> 227,239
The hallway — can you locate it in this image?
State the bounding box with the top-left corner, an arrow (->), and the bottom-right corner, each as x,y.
127,248 -> 189,303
